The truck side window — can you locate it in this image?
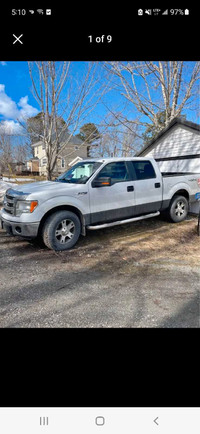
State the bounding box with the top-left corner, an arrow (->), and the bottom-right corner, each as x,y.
96,162 -> 131,184
132,161 -> 156,180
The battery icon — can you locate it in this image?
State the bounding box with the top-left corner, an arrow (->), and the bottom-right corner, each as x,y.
184,9 -> 189,15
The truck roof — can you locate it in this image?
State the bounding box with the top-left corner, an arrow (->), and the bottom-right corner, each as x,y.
81,157 -> 155,163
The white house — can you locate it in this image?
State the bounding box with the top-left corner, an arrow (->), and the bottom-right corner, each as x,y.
137,117 -> 200,212
137,118 -> 200,171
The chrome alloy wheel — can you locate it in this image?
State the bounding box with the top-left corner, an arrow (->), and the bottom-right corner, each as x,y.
175,201 -> 185,217
55,219 -> 75,244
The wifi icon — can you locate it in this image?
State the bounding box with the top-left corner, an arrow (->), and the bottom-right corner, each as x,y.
37,9 -> 44,14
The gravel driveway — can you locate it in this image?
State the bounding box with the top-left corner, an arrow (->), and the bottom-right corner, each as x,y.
0,215 -> 199,328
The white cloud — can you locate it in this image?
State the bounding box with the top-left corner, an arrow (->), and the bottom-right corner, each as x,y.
0,84 -> 39,126
18,95 -> 38,120
0,120 -> 24,135
0,61 -> 7,66
0,84 -> 19,118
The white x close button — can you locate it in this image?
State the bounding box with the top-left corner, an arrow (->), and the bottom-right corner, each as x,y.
13,34 -> 23,44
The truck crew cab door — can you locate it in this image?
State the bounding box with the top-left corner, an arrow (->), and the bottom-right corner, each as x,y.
89,161 -> 135,224
130,160 -> 162,214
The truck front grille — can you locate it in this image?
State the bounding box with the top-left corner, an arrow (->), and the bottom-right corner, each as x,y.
3,193 -> 15,215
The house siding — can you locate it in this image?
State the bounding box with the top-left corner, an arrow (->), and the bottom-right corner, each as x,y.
33,142 -> 46,175
141,124 -> 200,173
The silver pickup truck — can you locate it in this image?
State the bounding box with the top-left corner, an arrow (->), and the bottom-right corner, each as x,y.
1,157 -> 200,250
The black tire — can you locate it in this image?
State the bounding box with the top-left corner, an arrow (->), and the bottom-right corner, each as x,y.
42,211 -> 81,251
168,195 -> 188,223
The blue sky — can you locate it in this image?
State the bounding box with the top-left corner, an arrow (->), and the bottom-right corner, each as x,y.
0,61 -> 199,139
0,61 -> 39,134
0,61 -> 116,135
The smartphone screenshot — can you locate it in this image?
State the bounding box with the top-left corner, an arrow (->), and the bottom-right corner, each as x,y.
0,3 -> 199,432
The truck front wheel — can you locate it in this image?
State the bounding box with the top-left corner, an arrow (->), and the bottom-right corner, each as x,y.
42,210 -> 81,251
168,195 -> 188,223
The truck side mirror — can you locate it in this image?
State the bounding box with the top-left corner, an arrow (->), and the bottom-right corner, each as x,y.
92,177 -> 111,188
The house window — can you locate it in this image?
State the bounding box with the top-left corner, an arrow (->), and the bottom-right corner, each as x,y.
36,147 -> 39,155
42,158 -> 47,166
61,158 -> 65,168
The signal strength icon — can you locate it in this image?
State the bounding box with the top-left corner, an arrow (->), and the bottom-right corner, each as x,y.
162,9 -> 168,15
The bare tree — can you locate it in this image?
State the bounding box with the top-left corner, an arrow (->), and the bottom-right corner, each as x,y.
106,61 -> 200,135
0,121 -> 31,175
28,61 -> 108,180
13,144 -> 29,163
0,129 -> 13,173
91,111 -> 142,158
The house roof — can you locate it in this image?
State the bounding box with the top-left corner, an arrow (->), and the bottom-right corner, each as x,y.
137,117 -> 200,156
27,157 -> 39,162
31,130 -> 83,147
68,156 -> 83,166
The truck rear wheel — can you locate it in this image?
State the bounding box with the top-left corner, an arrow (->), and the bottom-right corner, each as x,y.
42,210 -> 81,251
168,195 -> 188,223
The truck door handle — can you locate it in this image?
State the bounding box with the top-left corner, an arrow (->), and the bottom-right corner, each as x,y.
127,185 -> 134,192
155,182 -> 161,188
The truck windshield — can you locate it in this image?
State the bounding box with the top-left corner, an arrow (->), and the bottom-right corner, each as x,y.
55,161 -> 102,184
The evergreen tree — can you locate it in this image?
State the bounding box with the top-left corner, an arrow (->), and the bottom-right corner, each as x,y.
76,123 -> 101,156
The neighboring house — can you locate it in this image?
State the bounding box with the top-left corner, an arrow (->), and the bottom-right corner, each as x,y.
137,117 -> 200,212
32,132 -> 89,176
26,157 -> 39,175
15,162 -> 26,174
6,161 -> 26,174
0,161 -> 25,175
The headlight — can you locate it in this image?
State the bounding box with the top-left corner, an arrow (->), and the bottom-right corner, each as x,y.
15,200 -> 38,216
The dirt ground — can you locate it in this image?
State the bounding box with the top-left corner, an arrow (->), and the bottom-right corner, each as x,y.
0,214 -> 200,328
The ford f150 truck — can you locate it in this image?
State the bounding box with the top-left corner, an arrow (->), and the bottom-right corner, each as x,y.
1,157 -> 200,251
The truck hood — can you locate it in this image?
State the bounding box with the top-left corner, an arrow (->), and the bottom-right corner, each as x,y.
10,181 -> 85,196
